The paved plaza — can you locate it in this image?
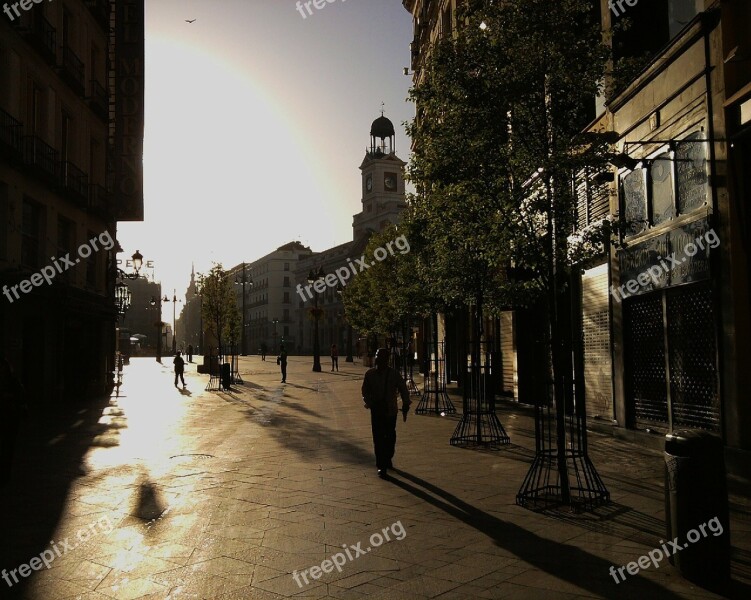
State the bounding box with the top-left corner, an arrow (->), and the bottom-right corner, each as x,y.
1,356 -> 749,599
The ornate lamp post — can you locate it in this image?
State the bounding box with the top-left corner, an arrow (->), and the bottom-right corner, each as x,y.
163,290 -> 180,354
117,249 -> 143,280
336,284 -> 354,363
272,318 -> 279,354
150,296 -> 162,361
234,263 -> 252,355
307,267 -> 325,372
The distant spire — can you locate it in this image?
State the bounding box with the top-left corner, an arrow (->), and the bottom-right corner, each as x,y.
381,101 -> 385,116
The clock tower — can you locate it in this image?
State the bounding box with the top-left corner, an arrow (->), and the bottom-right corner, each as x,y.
353,111 -> 407,240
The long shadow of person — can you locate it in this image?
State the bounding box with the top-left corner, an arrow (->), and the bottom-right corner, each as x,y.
387,468 -> 723,600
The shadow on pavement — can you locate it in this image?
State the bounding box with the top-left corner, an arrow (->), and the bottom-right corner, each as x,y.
387,468 -> 695,600
0,391 -> 117,598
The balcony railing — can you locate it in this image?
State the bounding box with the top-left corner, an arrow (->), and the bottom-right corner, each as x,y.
84,0 -> 110,31
22,135 -> 59,183
61,161 -> 89,205
88,79 -> 108,120
61,45 -> 85,96
25,15 -> 56,64
0,108 -> 23,160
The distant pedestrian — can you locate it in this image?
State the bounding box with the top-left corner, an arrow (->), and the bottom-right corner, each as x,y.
330,344 -> 339,372
173,351 -> 186,386
0,357 -> 26,487
277,344 -> 288,383
260,342 -> 268,361
362,348 -> 410,478
187,344 -> 193,363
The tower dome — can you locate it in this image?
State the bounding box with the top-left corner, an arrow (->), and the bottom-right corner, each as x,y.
370,115 -> 395,139
369,109 -> 395,156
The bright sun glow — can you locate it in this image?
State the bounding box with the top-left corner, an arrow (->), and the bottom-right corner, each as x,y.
117,37 -> 342,295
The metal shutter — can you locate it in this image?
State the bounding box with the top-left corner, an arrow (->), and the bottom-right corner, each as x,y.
581,264 -> 613,419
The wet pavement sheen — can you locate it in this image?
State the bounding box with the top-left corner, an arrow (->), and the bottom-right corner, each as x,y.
1,356 -> 749,599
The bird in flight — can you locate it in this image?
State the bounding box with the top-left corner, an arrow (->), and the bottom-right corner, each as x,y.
185,19 -> 196,23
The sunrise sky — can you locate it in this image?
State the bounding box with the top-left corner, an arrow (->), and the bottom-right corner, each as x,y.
116,0 -> 414,315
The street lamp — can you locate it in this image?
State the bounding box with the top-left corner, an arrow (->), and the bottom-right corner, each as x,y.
117,249 -> 144,280
336,284 -> 354,363
163,290 -> 180,354
234,263 -> 253,355
272,318 -> 279,354
307,267 -> 325,372
150,295 -> 162,361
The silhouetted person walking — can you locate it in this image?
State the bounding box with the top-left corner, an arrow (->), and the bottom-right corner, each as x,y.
362,348 -> 410,478
0,357 -> 25,487
260,342 -> 268,361
330,344 -> 339,372
277,345 -> 288,383
187,344 -> 193,363
173,351 -> 186,386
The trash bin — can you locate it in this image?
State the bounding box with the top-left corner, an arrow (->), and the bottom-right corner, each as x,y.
664,430 -> 730,588
221,363 -> 231,390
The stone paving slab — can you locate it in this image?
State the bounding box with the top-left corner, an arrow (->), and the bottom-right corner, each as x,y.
1,356 -> 749,599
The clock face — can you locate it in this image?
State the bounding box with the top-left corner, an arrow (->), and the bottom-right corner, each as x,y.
384,172 -> 397,191
366,175 -> 373,192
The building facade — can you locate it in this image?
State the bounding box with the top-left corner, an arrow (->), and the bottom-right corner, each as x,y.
595,0 -> 751,461
404,0 -> 751,465
227,241 -> 313,355
0,0 -> 144,402
296,114 -> 409,356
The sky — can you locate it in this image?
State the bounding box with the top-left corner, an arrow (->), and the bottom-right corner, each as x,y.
117,0 -> 415,317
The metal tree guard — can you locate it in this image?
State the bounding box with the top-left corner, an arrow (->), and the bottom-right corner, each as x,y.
205,348 -> 221,391
515,384 -> 610,510
517,174 -> 609,510
450,340 -> 510,447
416,340 -> 456,415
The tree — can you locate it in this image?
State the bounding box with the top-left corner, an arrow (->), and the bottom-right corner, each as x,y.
407,0 -> 614,505
341,226 -> 433,356
197,264 -> 240,355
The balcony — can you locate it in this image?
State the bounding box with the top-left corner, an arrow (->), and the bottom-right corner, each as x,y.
61,45 -> 86,96
411,38 -> 420,72
61,161 -> 89,206
24,15 -> 56,64
22,135 -> 59,184
84,0 -> 110,31
0,108 -> 23,162
88,80 -> 108,121
88,184 -> 111,218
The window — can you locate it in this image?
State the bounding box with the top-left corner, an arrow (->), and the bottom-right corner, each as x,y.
283,292 -> 290,303
283,276 -> 290,287
0,182 -> 7,260
85,230 -> 96,286
283,309 -> 290,321
61,111 -> 73,163
675,132 -> 709,213
57,217 -> 75,282
650,154 -> 675,225
90,137 -> 102,184
284,326 -> 289,337
620,132 -> 707,237
21,198 -> 43,269
284,262 -> 290,271
621,169 -> 648,236
28,82 -> 45,135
